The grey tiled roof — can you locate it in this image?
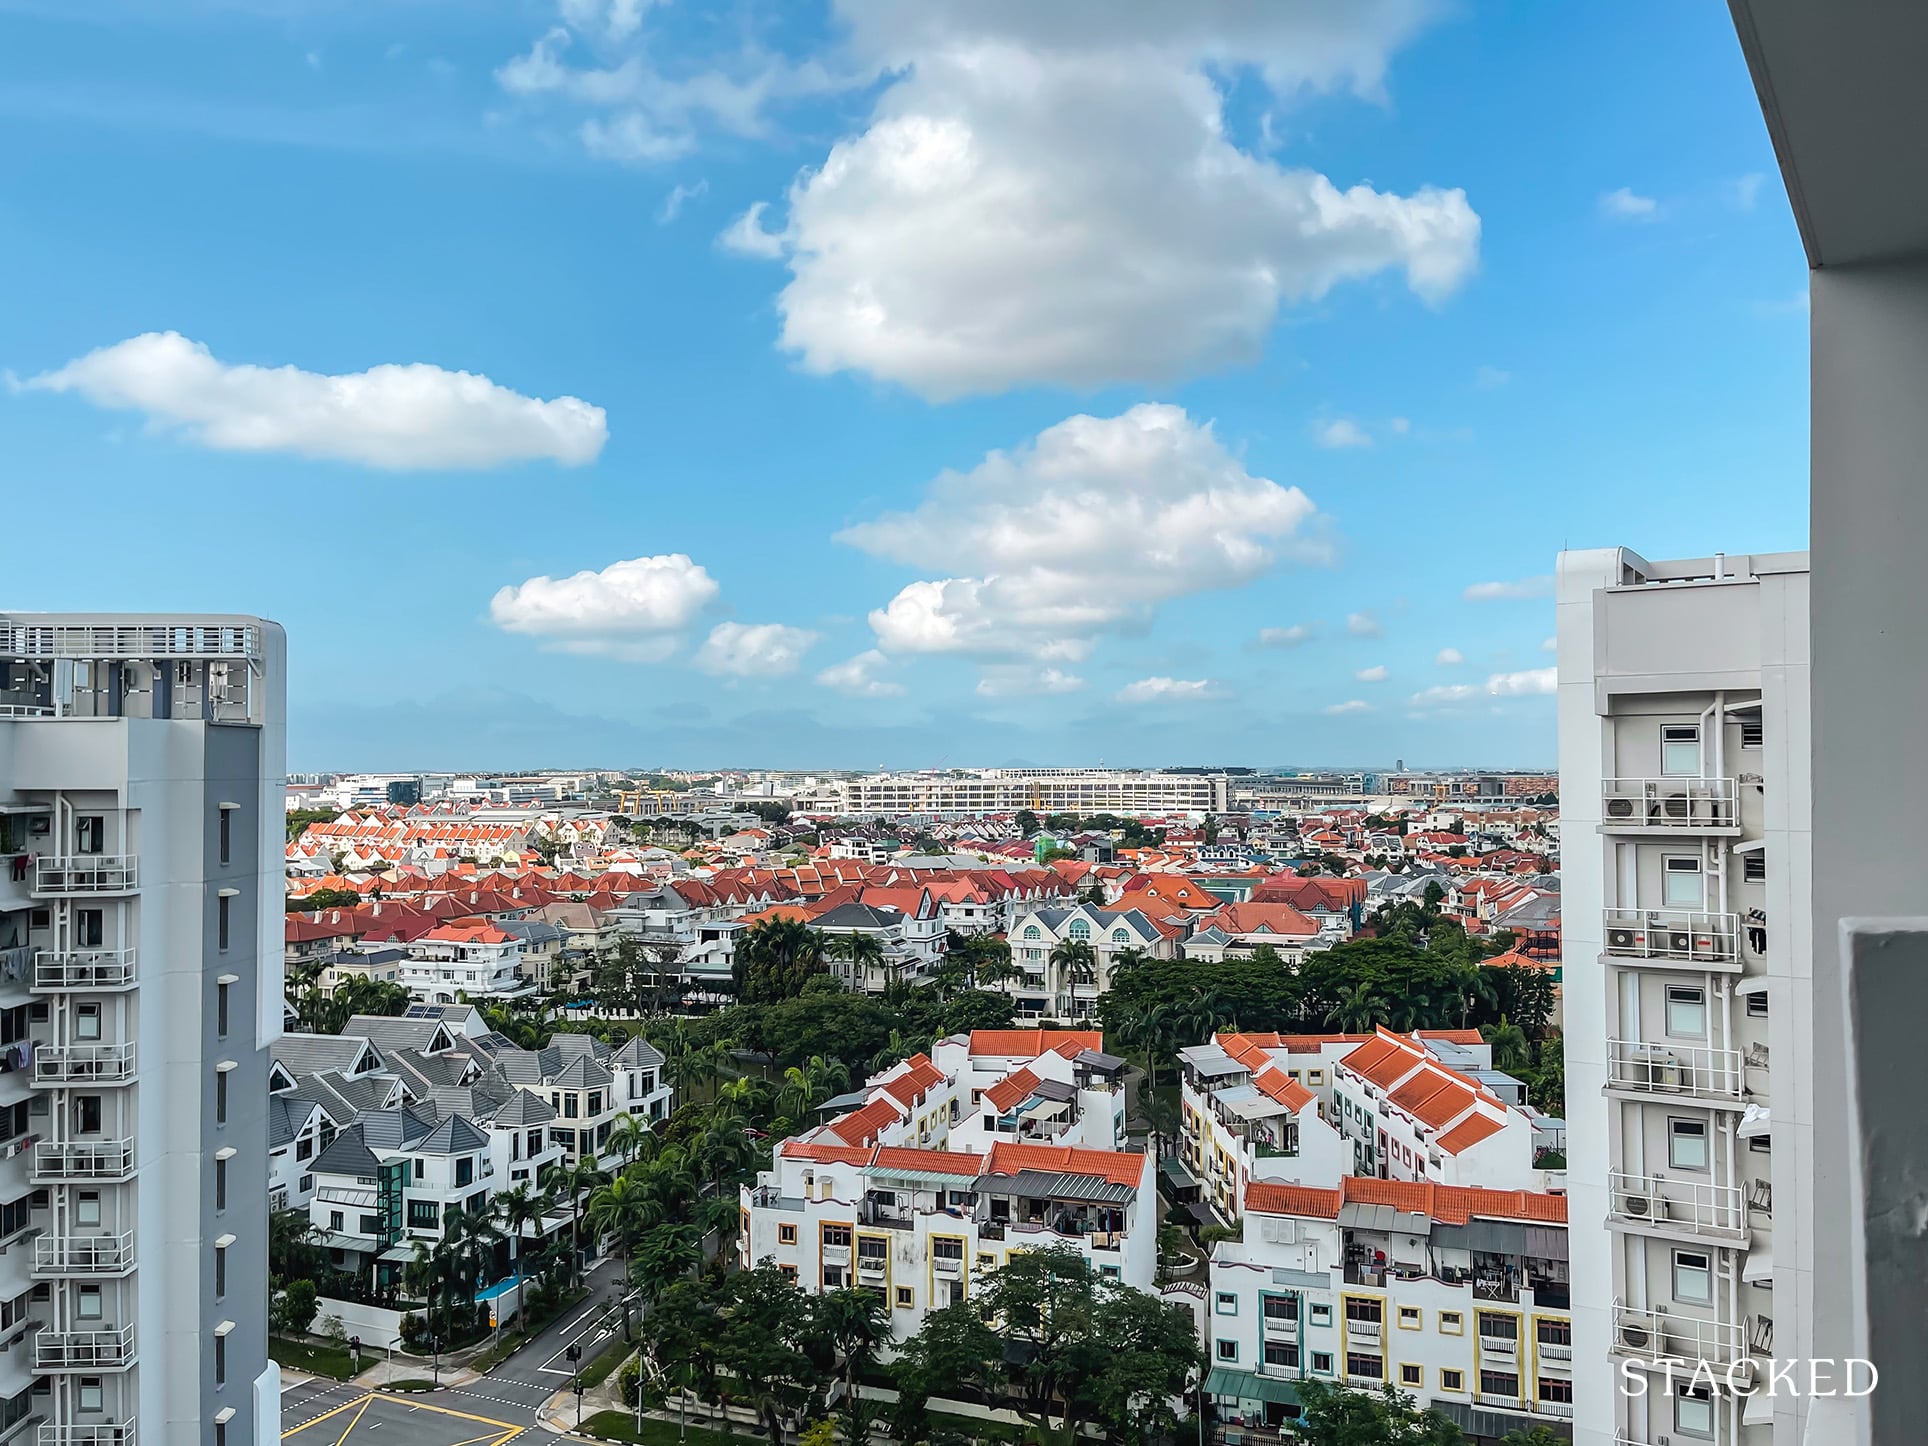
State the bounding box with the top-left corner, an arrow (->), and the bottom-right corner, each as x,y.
414,1114 -> 491,1156
272,1033 -> 382,1079
491,1088 -> 557,1127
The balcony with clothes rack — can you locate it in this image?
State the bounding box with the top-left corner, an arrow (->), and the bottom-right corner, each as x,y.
31,859 -> 137,898
1600,777 -> 1741,833
1607,1171 -> 1746,1241
32,950 -> 136,994
1606,1039 -> 1746,1107
31,1141 -> 134,1185
33,1045 -> 136,1087
32,1233 -> 135,1279
36,1325 -> 135,1373
1602,909 -> 1741,971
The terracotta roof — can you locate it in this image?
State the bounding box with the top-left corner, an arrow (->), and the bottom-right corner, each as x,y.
877,1054 -> 945,1107
822,1096 -> 907,1147
983,1067 -> 1042,1113
982,1142 -> 1147,1188
1245,1175 -> 1564,1225
1436,1114 -> 1509,1154
1203,901 -> 1322,938
1251,1067 -> 1315,1112
869,1145 -> 985,1176
1243,1181 -> 1345,1218
970,1029 -> 1104,1059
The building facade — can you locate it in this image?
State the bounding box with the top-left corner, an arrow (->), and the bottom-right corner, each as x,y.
1557,550 -> 1807,1446
0,613 -> 287,1446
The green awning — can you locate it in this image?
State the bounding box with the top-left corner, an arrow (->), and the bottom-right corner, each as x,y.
1161,1156 -> 1199,1188
1204,1368 -> 1300,1408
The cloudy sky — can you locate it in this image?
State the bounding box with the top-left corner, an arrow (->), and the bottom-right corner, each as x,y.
2,0 -> 1809,772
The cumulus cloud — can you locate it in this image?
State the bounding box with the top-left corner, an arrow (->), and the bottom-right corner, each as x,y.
1116,676 -> 1220,704
1464,576 -> 1553,601
816,649 -> 904,697
1724,172 -> 1766,210
1315,417 -> 1374,449
1257,623 -> 1317,648
841,403 -> 1321,663
1347,612 -> 1382,638
975,665 -> 1085,698
721,2 -> 1478,398
1325,699 -> 1372,715
717,202 -> 785,258
1541,635 -> 1557,653
490,553 -> 718,660
1600,186 -> 1658,220
694,621 -> 819,676
17,331 -> 607,471
1409,665 -> 1556,707
1435,647 -> 1463,665
1355,664 -> 1389,682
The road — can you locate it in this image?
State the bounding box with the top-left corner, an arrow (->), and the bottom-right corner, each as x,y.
281,1259 -> 635,1446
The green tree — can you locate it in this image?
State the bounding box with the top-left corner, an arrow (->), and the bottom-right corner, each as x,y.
1015,809 -> 1041,837
1294,1381 -> 1468,1445
543,1157 -> 609,1291
277,1278 -> 320,1336
715,1262 -> 824,1446
630,1222 -> 703,1305
734,918 -> 831,1004
1326,981 -> 1392,1033
638,1276 -> 722,1442
812,1287 -> 892,1445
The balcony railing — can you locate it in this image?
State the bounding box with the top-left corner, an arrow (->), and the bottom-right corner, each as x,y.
1608,1171 -> 1746,1238
1601,777 -> 1739,830
1610,1302 -> 1746,1370
32,859 -> 137,896
41,1429 -> 136,1446
32,1141 -> 135,1184
34,1045 -> 136,1086
33,1232 -> 136,1278
36,1324 -> 135,1372
1606,1039 -> 1746,1105
33,949 -> 137,992
1602,909 -> 1741,969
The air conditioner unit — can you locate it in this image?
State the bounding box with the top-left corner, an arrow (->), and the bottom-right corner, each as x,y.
1668,931 -> 1694,954
1661,794 -> 1691,820
1619,1320 -> 1653,1351
1606,797 -> 1636,819
1618,1188 -> 1656,1219
1609,928 -> 1641,952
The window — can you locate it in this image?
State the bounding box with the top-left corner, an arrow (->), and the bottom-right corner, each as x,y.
329,1210 -> 344,1231
77,1191 -> 100,1227
1661,724 -> 1701,777
1744,852 -> 1766,883
1216,1292 -> 1238,1315
1263,1341 -> 1298,1369
1345,1353 -> 1381,1379
218,807 -> 233,865
1666,985 -> 1708,1038
79,1380 -> 103,1412
76,1096 -> 102,1135
895,1287 -> 913,1309
1674,1250 -> 1713,1304
214,1331 -> 227,1385
75,1004 -> 101,1041
455,1157 -> 474,1188
215,1157 -> 228,1210
1067,919 -> 1090,939
414,1159 -> 425,1181
217,983 -> 230,1038
564,1095 -> 579,1119
217,894 -> 230,952
1399,1364 -> 1422,1387
1477,1312 -> 1518,1342
1216,1339 -> 1238,1362
360,1213 -> 382,1235
408,1201 -> 439,1229
76,1287 -> 101,1320
75,909 -> 104,948
1748,990 -> 1770,1018
1537,1318 -> 1572,1347
1670,1118 -> 1710,1171
1540,1376 -> 1574,1404
217,1423 -> 228,1446
216,1069 -> 228,1125
588,1091 -> 603,1116
215,1243 -> 227,1298
1311,1302 -> 1332,1326
1676,1384 -> 1715,1438
75,816 -> 104,855
1261,1295 -> 1298,1324
1311,1352 -> 1333,1375
1397,1305 -> 1421,1330
1440,1369 -> 1464,1392
822,1224 -> 852,1248
778,1224 -> 797,1245
1439,1310 -> 1463,1335
1663,854 -> 1705,908
1479,1369 -> 1520,1398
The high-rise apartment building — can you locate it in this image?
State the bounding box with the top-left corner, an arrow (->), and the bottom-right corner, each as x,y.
1556,551 -> 1810,1446
0,615 -> 286,1446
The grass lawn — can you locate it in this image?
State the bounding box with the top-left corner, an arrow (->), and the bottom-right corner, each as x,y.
269,1337 -> 359,1380
578,1411 -> 762,1445
578,1337 -> 635,1390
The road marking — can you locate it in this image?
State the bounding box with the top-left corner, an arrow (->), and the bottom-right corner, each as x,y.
282,1395 -> 373,1438
328,1397 -> 373,1446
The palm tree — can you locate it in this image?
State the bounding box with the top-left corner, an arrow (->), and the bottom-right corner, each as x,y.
607,1111 -> 650,1169
587,1173 -> 662,1272
1451,959 -> 1501,1028
827,931 -> 887,991
814,1287 -> 891,1443
495,1183 -> 545,1277
1483,1015 -> 1533,1073
543,1157 -> 609,1290
446,1202 -> 504,1307
1325,982 -> 1391,1033
630,1222 -> 703,1305
777,1055 -> 850,1126
1048,937 -> 1097,993
1179,987 -> 1234,1045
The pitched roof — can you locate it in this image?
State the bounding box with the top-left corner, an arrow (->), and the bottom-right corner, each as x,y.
1250,1067 -> 1315,1112
822,1095 -> 908,1147
1243,1175 -> 1565,1225
981,1142 -> 1147,1187
969,1029 -> 1104,1059
983,1067 -> 1042,1113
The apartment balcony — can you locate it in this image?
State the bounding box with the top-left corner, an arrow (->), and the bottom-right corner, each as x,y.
33,1233 -> 136,1278
1345,1318 -> 1382,1341
1606,1039 -> 1746,1107
1601,777 -> 1740,833
41,1428 -> 136,1446
31,860 -> 136,897
1608,1171 -> 1746,1240
31,1141 -> 135,1184
821,1244 -> 851,1267
32,950 -> 136,993
36,1325 -> 135,1372
33,1045 -> 135,1087
1610,1302 -> 1746,1371
933,1255 -> 963,1275
1262,1313 -> 1298,1336
1602,909 -> 1741,971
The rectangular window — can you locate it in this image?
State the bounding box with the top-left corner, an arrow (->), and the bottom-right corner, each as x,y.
76,1287 -> 101,1320
1440,1369 -> 1464,1392
1216,1292 -> 1238,1315
1477,1312 -> 1518,1341
1311,1303 -> 1332,1326
895,1287 -> 913,1308
1677,1386 -> 1715,1438
1744,852 -> 1766,883
778,1224 -> 797,1245
1311,1352 -> 1333,1375
822,1224 -> 852,1248
215,1332 -> 226,1385
79,1380 -> 103,1412
329,1210 -> 344,1231
75,816 -> 104,855
1661,724 -> 1701,777
1670,1117 -> 1710,1171
77,1191 -> 101,1227
1439,1310 -> 1463,1335
455,1158 -> 474,1187
1262,1341 -> 1298,1369
1216,1339 -> 1238,1361
1346,1352 -> 1382,1379
1666,985 -> 1708,1038
1397,1305 -> 1421,1330
216,1069 -> 228,1125
215,1157 -> 228,1211
1479,1369 -> 1520,1398
217,983 -> 231,1038
1540,1376 -> 1574,1404
1399,1363 -> 1422,1387
75,910 -> 104,949
1740,719 -> 1764,749
75,1004 -> 101,1042
408,1201 -> 439,1229
1674,1250 -> 1713,1304
1261,1295 -> 1298,1323
564,1095 -> 579,1119
1537,1318 -> 1572,1347
217,894 -> 230,952
1663,855 -> 1705,908
215,1244 -> 227,1298
219,808 -> 233,865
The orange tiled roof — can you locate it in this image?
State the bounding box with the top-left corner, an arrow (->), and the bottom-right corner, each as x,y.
1243,1181 -> 1345,1218
982,1142 -> 1147,1187
1251,1067 -> 1315,1112
1436,1115 -> 1509,1154
822,1095 -> 907,1147
877,1054 -> 945,1107
983,1067 -> 1042,1113
969,1029 -> 1103,1058
1245,1175 -> 1565,1225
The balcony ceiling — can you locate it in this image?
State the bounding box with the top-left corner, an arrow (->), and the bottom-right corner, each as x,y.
1731,0 -> 1928,267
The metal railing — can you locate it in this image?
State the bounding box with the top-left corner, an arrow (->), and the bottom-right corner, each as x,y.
1606,1039 -> 1746,1104
1610,1302 -> 1746,1369
1,621 -> 261,661
1602,909 -> 1741,968
1601,777 -> 1739,829
40,1429 -> 136,1446
34,1045 -> 136,1086
1608,1171 -> 1746,1238
32,859 -> 137,896
33,950 -> 136,992
31,1141 -> 135,1184
0,704 -> 56,718
36,1324 -> 135,1371
33,1232 -> 136,1277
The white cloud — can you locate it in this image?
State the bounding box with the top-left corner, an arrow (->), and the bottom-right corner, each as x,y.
975,665 -> 1085,698
1355,664 -> 1388,682
1315,417 -> 1373,449
582,112 -> 695,164
734,4 -> 1478,398
657,179 -> 708,223
1257,623 -> 1317,648
1347,611 -> 1382,638
1389,416 -> 1411,435
1474,364 -> 1511,390
18,331 -> 607,471
490,553 -> 718,659
560,0 -> 655,42
1324,699 -> 1372,715
1409,665 -> 1556,707
1724,172 -> 1766,210
1541,635 -> 1557,653
1116,676 -> 1220,704
717,202 -> 786,258
1600,186 -> 1658,221
1435,647 -> 1463,665
1463,575 -> 1553,601
694,621 -> 819,676
842,403 -> 1322,662
816,649 -> 904,697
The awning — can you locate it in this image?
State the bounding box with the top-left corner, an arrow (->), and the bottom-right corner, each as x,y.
1736,977 -> 1770,996
982,1169 -> 1136,1205
377,1242 -> 417,1263
1160,1156 -> 1199,1188
1744,1388 -> 1775,1426
1744,1236 -> 1773,1284
1204,1367 -> 1300,1408
1739,1103 -> 1772,1139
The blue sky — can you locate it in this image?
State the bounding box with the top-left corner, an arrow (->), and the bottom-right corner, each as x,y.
0,0 -> 1810,773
